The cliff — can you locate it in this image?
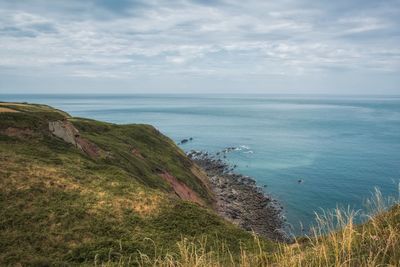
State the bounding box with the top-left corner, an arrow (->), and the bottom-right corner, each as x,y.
0,102 -> 274,265
2,102 -> 398,266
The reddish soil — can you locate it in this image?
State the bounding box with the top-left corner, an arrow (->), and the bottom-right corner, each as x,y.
1,127 -> 34,138
159,171 -> 205,206
76,137 -> 102,158
131,148 -> 144,159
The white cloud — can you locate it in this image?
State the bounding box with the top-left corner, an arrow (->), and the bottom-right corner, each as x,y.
0,0 -> 399,93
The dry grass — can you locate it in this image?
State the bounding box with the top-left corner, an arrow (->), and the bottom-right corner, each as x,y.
0,105 -> 258,265
1,160 -> 163,218
0,103 -> 29,106
271,187 -> 400,267
95,187 -> 400,267
90,190 -> 164,217
0,107 -> 18,113
1,103 -> 398,266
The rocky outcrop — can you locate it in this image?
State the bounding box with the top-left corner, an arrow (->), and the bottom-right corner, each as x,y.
188,150 -> 291,242
49,120 -> 103,158
49,120 -> 79,146
178,137 -> 193,145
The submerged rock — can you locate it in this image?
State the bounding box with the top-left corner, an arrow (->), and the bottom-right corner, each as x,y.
179,137 -> 193,145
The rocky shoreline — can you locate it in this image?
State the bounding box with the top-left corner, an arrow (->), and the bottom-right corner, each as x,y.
187,149 -> 291,243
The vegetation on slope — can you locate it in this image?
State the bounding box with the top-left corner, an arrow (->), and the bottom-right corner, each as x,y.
135,190 -> 400,267
1,102 -> 399,266
0,103 -> 273,265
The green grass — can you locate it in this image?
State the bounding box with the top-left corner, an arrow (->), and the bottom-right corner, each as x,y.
0,103 -> 270,265
126,190 -> 400,267
2,102 -> 399,266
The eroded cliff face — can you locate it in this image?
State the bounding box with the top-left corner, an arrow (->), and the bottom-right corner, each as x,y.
49,120 -> 103,158
49,120 -> 78,146
159,171 -> 205,206
47,119 -> 213,206
2,103 -> 265,265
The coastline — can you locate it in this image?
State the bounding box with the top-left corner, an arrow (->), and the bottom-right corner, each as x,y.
187,150 -> 291,242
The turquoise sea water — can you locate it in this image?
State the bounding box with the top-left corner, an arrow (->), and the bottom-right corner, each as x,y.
1,94 -> 400,233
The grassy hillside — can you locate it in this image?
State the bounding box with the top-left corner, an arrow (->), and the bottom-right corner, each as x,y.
137,194 -> 400,266
1,102 -> 399,266
0,102 -> 274,266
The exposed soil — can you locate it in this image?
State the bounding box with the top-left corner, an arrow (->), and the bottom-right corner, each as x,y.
1,127 -> 34,138
159,171 -> 205,206
131,148 -> 145,159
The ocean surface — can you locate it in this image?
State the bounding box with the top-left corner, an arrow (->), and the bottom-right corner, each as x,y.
1,94 -> 400,234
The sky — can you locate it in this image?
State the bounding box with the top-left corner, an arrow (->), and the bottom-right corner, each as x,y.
0,0 -> 399,94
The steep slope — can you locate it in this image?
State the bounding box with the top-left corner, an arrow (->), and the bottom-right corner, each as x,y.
0,102 -> 275,265
128,203 -> 400,266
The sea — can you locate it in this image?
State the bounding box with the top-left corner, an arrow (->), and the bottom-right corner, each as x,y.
1,94 -> 399,234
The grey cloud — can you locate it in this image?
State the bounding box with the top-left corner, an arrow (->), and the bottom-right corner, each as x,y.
0,26 -> 37,37
29,22 -> 58,33
0,0 -> 399,93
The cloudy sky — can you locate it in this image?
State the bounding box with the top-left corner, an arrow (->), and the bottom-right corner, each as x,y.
0,0 -> 399,94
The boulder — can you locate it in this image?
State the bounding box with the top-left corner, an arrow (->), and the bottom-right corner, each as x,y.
49,120 -> 103,158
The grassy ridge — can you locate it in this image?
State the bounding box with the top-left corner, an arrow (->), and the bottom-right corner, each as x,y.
1,102 -> 399,266
0,103 -> 271,265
